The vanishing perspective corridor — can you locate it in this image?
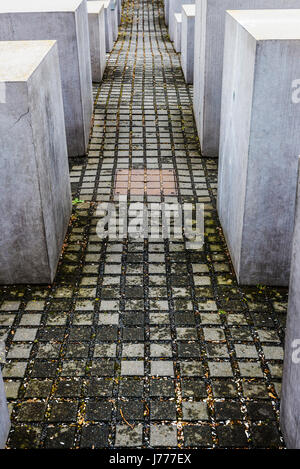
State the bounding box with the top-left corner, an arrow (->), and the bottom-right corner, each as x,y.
1,0 -> 287,448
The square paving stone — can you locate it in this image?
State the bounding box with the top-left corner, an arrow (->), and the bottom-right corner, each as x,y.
181,379 -> 207,399
37,327 -> 65,341
80,424 -> 109,448
66,343 -> 89,358
19,314 -> 42,326
121,361 -> 144,376
7,343 -> 32,359
234,344 -> 258,359
13,328 -> 37,342
149,313 -> 170,325
31,361 -> 58,378
242,380 -> 269,399
150,327 -> 172,340
44,426 -> 76,449
69,327 -> 92,341
214,401 -> 242,421
122,343 -> 144,357
122,327 -> 144,341
94,343 -> 117,357
150,343 -> 173,358
7,425 -> 41,449
86,377 -> 113,397
61,360 -> 86,377
86,400 -> 112,421
4,380 -> 21,399
123,312 -> 144,326
250,422 -> 281,448
182,401 -> 209,421
49,401 -> 78,422
216,424 -> 248,447
91,360 -> 115,376
208,362 -> 233,377
150,401 -> 177,420
150,425 -> 177,447
246,401 -> 276,421
151,361 -> 174,377
238,362 -> 263,378
17,401 -> 47,422
180,361 -> 204,377
98,313 -> 119,325
96,325 -> 118,341
36,343 -> 61,359
211,379 -> 237,398
24,379 -> 53,398
119,378 -> 144,397
55,378 -> 81,397
176,327 -> 198,340
117,400 -> 144,421
206,343 -> 229,358
150,379 -> 175,397
115,424 -> 143,447
174,312 -> 195,326
178,342 -> 201,358
183,425 -> 213,447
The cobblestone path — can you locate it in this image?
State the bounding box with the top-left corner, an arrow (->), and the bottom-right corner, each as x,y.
1,0 -> 288,449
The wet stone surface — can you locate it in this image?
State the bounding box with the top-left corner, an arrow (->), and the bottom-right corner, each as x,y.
0,0 -> 287,449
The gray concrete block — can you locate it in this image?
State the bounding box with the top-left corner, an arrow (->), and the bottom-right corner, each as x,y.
218,10 -> 300,286
0,0 -> 93,157
0,368 -> 10,448
181,4 -> 195,83
117,0 -> 122,25
169,0 -> 194,42
194,0 -> 300,157
111,0 -> 119,41
104,0 -> 114,52
281,157 -> 300,449
0,41 -> 72,284
165,0 -> 170,26
87,1 -> 106,82
174,13 -> 182,52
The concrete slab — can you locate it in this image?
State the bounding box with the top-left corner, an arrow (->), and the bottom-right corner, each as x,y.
111,0 -> 119,41
104,0 -> 114,52
0,0 -> 93,157
169,0 -> 194,42
281,157 -> 300,449
194,0 -> 300,157
174,13 -> 182,52
218,9 -> 300,286
0,368 -> 10,448
117,0 -> 122,25
87,1 -> 106,82
0,41 -> 72,284
165,0 -> 170,26
181,4 -> 195,83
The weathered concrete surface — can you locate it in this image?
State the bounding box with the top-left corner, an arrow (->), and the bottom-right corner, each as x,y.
0,367 -> 10,449
194,0 -> 300,157
168,0 -> 194,42
218,10 -> 300,286
117,0 -> 122,25
181,4 -> 195,83
104,0 -> 114,51
0,41 -> 72,284
174,13 -> 182,52
111,0 -> 119,41
0,0 -> 93,157
87,1 -> 106,82
165,0 -> 170,26
281,158 -> 300,449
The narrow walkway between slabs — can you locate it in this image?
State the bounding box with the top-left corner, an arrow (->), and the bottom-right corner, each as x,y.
1,0 -> 287,449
